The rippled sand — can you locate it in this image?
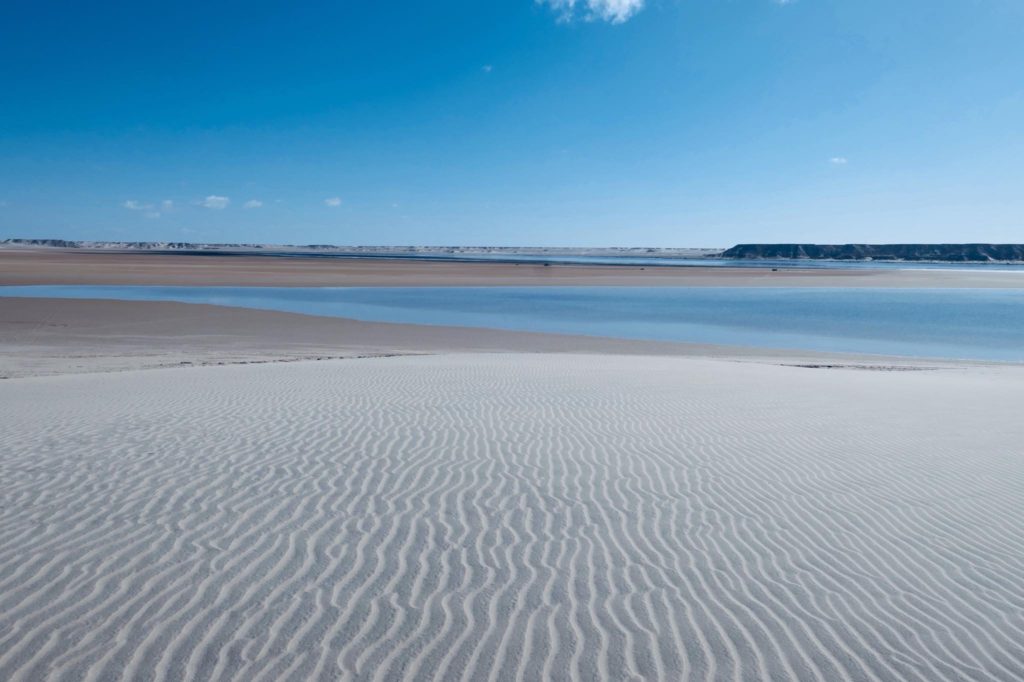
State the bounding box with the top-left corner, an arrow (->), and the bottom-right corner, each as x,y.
3,354 -> 1024,680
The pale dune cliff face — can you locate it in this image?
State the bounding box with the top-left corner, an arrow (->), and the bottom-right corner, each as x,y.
3,354 -> 1023,680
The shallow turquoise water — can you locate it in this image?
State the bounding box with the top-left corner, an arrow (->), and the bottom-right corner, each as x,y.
4,285 -> 1024,361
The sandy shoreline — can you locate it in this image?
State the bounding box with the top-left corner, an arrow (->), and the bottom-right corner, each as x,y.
4,247 -> 1024,288
3,353 -> 1024,680
0,296 -> 980,379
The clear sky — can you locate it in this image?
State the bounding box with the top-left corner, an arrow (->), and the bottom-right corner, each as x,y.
1,0 -> 1022,247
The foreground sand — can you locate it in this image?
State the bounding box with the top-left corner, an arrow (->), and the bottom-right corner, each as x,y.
3,353 -> 1024,680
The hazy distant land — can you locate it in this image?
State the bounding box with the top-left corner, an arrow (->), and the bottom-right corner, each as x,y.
5,246 -> 1024,289
0,238 -> 721,259
6,238 -> 1024,262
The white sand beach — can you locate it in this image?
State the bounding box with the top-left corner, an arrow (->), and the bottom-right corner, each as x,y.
8,0 -> 1024,677
3,352 -> 1024,680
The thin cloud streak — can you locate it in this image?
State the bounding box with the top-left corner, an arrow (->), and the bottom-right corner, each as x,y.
539,0 -> 645,24
200,195 -> 230,209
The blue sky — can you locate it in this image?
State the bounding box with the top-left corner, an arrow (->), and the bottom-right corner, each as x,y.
1,0 -> 1022,247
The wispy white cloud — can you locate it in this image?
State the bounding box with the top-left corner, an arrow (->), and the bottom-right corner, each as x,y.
830,157 -> 849,165
122,199 -> 162,218
539,0 -> 645,24
244,199 -> 263,209
161,199 -> 174,211
324,197 -> 342,207
200,195 -> 230,209
482,64 -> 493,73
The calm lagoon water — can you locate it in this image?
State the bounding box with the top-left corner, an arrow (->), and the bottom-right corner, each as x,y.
4,285 -> 1024,361
165,250 -> 1024,270
439,254 -> 1024,270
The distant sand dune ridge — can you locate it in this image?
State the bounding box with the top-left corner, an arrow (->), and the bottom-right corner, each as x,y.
2,354 -> 1024,680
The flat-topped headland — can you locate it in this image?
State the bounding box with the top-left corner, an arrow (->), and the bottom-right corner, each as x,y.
722,243 -> 1024,262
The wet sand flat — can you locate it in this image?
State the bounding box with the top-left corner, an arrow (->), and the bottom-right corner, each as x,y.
0,297 -> 964,379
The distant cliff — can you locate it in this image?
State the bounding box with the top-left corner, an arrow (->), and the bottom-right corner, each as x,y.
720,244 -> 1024,262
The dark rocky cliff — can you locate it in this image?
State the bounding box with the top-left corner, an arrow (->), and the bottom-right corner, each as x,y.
720,244 -> 1024,262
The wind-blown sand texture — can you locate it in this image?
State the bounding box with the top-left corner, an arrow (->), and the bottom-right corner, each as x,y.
3,354 -> 1023,680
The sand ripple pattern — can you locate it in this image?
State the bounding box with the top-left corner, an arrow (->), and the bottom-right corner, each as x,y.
2,354 -> 1024,681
